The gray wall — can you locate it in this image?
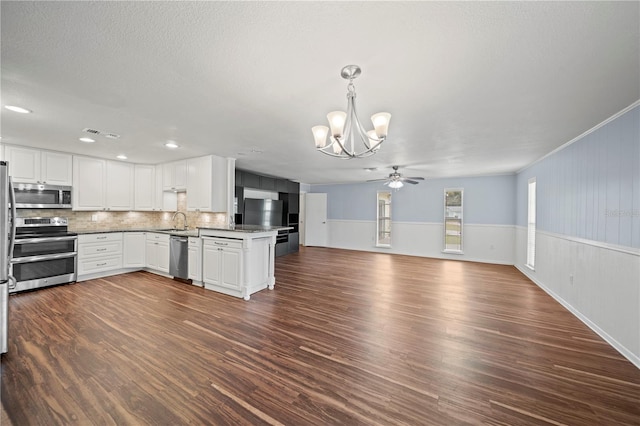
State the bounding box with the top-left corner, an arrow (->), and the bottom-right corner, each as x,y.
312,174 -> 517,225
517,105 -> 640,248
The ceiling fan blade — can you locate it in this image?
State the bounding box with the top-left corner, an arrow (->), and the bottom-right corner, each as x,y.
404,176 -> 425,180
367,178 -> 389,182
402,179 -> 420,185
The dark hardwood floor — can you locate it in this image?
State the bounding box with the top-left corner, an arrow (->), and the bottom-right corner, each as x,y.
2,246 -> 639,425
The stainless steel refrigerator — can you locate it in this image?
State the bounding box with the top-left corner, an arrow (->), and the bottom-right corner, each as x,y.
0,161 -> 16,354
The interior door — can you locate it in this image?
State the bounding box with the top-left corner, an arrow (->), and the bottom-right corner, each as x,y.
304,193 -> 327,247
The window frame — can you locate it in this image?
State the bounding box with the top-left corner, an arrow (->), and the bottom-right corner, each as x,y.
526,177 -> 536,270
443,188 -> 464,254
376,190 -> 392,248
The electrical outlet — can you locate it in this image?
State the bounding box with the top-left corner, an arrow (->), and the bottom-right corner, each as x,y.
91,214 -> 98,222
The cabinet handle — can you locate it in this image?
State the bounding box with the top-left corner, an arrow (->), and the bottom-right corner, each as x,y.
214,242 -> 228,246
97,236 -> 107,240
96,262 -> 107,266
97,248 -> 107,252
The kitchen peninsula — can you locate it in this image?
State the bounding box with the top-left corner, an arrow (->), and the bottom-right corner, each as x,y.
199,225 -> 291,300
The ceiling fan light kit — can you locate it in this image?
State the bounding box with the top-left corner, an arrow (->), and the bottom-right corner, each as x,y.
312,65 -> 391,159
368,166 -> 425,190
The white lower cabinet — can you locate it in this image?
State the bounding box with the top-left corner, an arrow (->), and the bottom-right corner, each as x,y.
78,233 -> 123,279
145,233 -> 170,274
188,237 -> 203,285
123,232 -> 146,268
203,238 -> 242,296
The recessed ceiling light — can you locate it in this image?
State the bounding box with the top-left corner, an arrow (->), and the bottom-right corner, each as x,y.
116,154 -> 127,160
79,137 -> 95,143
165,141 -> 179,149
5,105 -> 32,114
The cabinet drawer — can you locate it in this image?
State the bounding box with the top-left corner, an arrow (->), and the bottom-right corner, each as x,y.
146,232 -> 170,243
79,233 -> 122,244
78,255 -> 122,275
188,237 -> 201,247
203,238 -> 243,250
79,241 -> 122,257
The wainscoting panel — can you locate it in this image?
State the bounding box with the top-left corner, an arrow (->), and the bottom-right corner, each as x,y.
327,220 -> 515,265
515,226 -> 640,368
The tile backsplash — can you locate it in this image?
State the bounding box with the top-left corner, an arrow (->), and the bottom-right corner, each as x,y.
16,193 -> 228,232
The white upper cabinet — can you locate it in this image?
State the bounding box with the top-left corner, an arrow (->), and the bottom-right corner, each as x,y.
73,156 -> 106,210
5,146 -> 72,185
162,160 -> 187,191
73,156 -> 134,211
41,151 -> 73,186
186,155 -> 227,212
134,165 -> 155,211
106,161 -> 134,210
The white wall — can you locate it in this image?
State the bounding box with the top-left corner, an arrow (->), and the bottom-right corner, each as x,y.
328,220 -> 515,265
515,227 -> 640,368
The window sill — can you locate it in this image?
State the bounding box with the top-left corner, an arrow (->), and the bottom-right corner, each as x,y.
442,250 -> 464,255
525,264 -> 535,271
376,244 -> 391,249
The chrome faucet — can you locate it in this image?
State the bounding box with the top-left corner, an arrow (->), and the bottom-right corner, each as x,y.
171,211 -> 188,230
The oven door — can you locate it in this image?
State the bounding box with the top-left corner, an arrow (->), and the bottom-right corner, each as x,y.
10,253 -> 77,293
10,236 -> 78,293
13,236 -> 77,258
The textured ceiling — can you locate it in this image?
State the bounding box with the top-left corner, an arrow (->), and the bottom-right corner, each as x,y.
1,1 -> 638,184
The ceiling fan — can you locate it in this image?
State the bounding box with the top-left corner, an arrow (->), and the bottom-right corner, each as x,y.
367,166 -> 425,189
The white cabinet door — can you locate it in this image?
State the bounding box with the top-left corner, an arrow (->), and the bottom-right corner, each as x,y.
187,156 -> 208,211
220,247 -> 242,290
73,156 -> 106,210
145,233 -> 170,273
134,165 -> 155,211
188,237 -> 202,282
40,151 -> 72,185
123,232 -> 146,268
162,160 -> 187,191
106,161 -> 134,210
186,155 -> 227,212
202,243 -> 222,286
5,146 -> 40,183
157,241 -> 170,273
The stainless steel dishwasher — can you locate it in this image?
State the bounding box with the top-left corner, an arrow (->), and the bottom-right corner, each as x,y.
169,236 -> 188,279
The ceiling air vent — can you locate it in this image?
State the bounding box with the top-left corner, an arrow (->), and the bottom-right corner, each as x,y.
103,133 -> 121,139
82,128 -> 101,135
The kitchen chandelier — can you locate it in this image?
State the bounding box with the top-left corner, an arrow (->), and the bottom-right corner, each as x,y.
312,65 -> 391,159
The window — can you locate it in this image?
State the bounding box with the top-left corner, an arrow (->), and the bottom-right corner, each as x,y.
527,178 -> 536,269
376,191 -> 391,247
444,189 -> 463,253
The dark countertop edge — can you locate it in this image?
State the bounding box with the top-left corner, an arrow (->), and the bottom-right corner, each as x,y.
74,228 -> 199,237
198,226 -> 293,233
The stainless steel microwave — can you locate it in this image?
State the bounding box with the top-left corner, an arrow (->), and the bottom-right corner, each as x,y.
13,183 -> 72,209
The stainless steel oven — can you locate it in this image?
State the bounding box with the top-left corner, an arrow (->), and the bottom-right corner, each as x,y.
10,217 -> 77,293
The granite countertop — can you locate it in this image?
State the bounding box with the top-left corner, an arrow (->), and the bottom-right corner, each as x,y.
198,225 -> 293,233
75,228 -> 199,237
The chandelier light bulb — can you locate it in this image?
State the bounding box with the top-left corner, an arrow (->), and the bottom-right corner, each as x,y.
327,111 -> 346,138
388,180 -> 403,189
312,126 -> 329,148
371,112 -> 391,137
